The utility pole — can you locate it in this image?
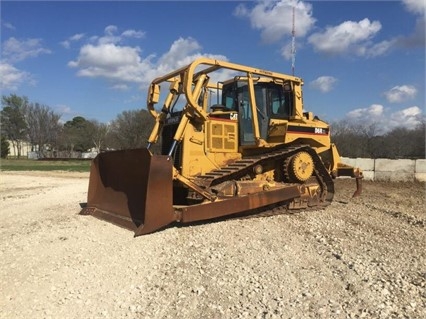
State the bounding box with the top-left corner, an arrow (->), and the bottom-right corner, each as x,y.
291,6 -> 296,76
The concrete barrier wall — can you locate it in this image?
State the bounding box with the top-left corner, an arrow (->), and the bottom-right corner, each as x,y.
341,157 -> 426,182
415,159 -> 426,182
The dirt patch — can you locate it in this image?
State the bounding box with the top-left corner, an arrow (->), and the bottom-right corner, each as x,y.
1,172 -> 425,319
0,170 -> 90,179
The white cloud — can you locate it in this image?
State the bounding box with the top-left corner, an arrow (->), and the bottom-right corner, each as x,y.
389,106 -> 423,127
235,1 -> 421,57
62,41 -> 72,49
121,29 -> 145,39
61,33 -> 85,49
402,0 -> 425,14
347,104 -> 384,119
234,0 -> 315,43
0,62 -> 33,90
2,37 -> 51,63
0,37 -> 50,89
310,76 -> 337,93
154,37 -> 228,73
384,0 -> 425,49
363,39 -> 397,58
54,104 -> 72,115
308,18 -> 387,57
280,40 -> 303,61
157,37 -> 203,70
111,84 -> 131,91
67,26 -> 148,84
3,21 -> 16,30
384,85 -> 417,103
346,104 -> 423,132
396,10 -> 425,48
280,42 -> 293,60
54,104 -> 81,123
69,34 -> 229,88
68,43 -> 151,83
89,25 -> 146,46
70,33 -> 85,41
97,25 -> 121,45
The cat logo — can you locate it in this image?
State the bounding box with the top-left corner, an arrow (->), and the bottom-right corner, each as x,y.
230,113 -> 238,121
315,127 -> 325,134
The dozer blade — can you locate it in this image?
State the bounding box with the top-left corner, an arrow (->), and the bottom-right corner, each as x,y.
80,148 -> 176,236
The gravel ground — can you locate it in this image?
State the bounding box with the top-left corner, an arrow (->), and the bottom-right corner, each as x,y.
0,171 -> 425,319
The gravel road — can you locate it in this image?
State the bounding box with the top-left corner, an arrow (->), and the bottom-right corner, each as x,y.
0,171 -> 425,319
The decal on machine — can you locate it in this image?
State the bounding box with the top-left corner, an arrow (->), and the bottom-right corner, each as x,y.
287,125 -> 329,135
230,113 -> 238,121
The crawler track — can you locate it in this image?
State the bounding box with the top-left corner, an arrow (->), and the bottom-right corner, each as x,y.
194,145 -> 335,208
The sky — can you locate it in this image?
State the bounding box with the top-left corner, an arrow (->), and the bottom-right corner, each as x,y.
1,0 -> 425,134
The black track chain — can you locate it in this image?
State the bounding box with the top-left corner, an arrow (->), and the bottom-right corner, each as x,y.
193,145 -> 335,206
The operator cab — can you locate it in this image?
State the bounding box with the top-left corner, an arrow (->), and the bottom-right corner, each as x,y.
220,78 -> 294,145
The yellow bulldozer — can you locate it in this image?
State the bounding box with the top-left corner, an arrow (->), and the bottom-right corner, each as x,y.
80,58 -> 362,236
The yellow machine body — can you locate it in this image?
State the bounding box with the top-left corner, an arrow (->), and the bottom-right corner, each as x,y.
81,58 -> 362,236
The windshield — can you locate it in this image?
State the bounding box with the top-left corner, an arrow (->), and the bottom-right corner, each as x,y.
221,81 -> 293,118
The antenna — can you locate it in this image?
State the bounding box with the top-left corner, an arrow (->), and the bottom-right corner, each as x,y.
291,6 -> 296,76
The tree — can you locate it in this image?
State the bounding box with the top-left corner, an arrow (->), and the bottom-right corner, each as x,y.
61,116 -> 96,154
90,120 -> 109,153
330,120 -> 363,157
24,102 -> 62,157
383,121 -> 425,159
331,118 -> 426,159
1,136 -> 10,158
1,94 -> 28,158
411,120 -> 426,158
107,109 -> 153,149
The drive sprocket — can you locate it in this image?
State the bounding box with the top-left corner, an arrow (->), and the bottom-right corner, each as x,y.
285,151 -> 314,182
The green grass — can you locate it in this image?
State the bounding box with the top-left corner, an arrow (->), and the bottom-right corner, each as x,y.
0,158 -> 91,172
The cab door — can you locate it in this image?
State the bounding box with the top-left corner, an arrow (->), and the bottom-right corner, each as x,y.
237,83 -> 269,145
